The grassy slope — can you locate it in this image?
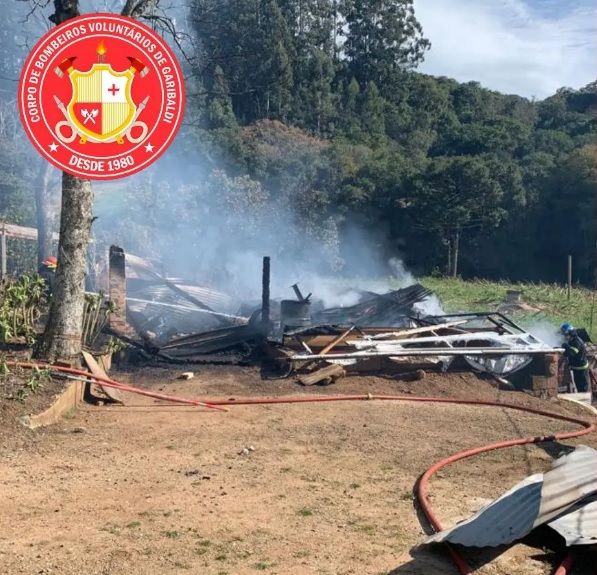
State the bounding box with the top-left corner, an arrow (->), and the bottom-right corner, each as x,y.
420,277 -> 597,340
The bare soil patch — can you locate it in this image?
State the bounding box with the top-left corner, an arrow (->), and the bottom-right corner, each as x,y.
1,366 -> 595,575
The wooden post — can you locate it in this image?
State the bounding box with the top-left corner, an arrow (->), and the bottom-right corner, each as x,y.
108,245 -> 128,333
452,230 -> 460,278
261,256 -> 270,334
567,255 -> 572,301
0,223 -> 6,280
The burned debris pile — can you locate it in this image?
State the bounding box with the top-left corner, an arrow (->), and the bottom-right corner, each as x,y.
102,249 -> 563,391
311,284 -> 434,326
278,312 -> 560,385
124,253 -> 248,343
155,325 -> 261,363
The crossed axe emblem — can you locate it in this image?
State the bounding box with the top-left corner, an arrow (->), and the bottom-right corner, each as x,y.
81,109 -> 99,125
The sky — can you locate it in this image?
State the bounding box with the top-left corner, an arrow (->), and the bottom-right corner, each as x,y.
413,0 -> 596,99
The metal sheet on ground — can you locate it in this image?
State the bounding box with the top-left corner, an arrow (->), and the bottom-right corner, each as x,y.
424,446 -> 597,548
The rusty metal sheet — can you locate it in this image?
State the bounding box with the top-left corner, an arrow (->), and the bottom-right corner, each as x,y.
424,446 -> 597,548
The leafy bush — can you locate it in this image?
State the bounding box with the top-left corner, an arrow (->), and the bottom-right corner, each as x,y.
82,292 -> 116,351
0,274 -> 46,344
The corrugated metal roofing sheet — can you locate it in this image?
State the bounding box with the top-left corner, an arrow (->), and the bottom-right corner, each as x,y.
424,446 -> 597,548
549,496 -> 597,546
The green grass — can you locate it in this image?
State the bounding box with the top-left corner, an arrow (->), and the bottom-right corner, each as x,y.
354,524 -> 376,535
126,521 -> 141,529
62,408 -> 77,420
419,277 -> 596,340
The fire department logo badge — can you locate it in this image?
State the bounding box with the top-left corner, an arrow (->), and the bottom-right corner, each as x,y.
18,14 -> 185,180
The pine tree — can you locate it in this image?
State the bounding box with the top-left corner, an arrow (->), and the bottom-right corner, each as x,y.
361,81 -> 385,137
341,77 -> 362,137
194,0 -> 294,123
278,0 -> 337,132
205,65 -> 237,129
341,0 -> 430,85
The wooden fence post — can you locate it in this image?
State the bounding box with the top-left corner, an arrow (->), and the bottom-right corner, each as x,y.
567,255 -> 572,301
0,222 -> 7,280
109,245 -> 128,333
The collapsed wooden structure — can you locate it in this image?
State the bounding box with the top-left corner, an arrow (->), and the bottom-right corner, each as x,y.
276,313 -> 563,394
97,247 -> 570,397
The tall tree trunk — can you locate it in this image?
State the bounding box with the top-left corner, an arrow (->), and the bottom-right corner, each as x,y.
34,161 -> 54,267
35,0 -> 93,362
35,174 -> 94,361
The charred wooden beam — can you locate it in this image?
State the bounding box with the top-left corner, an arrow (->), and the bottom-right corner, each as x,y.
298,363 -> 346,386
261,256 -> 271,334
109,245 -> 130,334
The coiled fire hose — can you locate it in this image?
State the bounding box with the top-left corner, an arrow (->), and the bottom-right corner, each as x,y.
6,361 -> 596,575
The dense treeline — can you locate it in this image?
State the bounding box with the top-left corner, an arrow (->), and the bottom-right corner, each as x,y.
0,0 -> 595,285
186,0 -> 596,284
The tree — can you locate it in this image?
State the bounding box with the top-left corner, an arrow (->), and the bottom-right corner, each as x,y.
193,0 -> 295,123
535,145 -> 597,284
0,140 -> 35,227
341,77 -> 362,138
278,0 -> 337,133
409,156 -> 506,277
291,47 -> 336,134
205,65 -> 238,129
361,81 -> 385,138
35,0 -> 164,361
341,0 -> 430,85
33,0 -> 94,362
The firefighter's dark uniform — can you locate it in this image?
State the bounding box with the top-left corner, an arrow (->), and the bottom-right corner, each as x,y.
563,331 -> 590,392
38,261 -> 56,296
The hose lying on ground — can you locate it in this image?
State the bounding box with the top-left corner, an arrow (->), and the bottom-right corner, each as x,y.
6,361 -> 227,412
6,361 -> 595,575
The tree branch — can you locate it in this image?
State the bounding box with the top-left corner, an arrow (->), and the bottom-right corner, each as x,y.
120,0 -> 196,64
49,0 -> 80,25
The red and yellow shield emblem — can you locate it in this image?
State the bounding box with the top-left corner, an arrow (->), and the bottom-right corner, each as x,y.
18,14 -> 185,180
67,64 -> 136,143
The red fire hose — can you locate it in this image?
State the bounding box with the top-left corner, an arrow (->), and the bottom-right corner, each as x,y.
6,361 -> 227,412
553,554 -> 577,575
6,361 -> 595,574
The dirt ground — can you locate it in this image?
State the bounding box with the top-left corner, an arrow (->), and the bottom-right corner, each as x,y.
1,365 -> 596,575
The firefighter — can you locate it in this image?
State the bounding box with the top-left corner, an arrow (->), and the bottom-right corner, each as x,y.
38,256 -> 57,295
560,323 -> 589,393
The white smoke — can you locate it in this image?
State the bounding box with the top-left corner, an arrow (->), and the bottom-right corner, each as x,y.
526,321 -> 563,347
